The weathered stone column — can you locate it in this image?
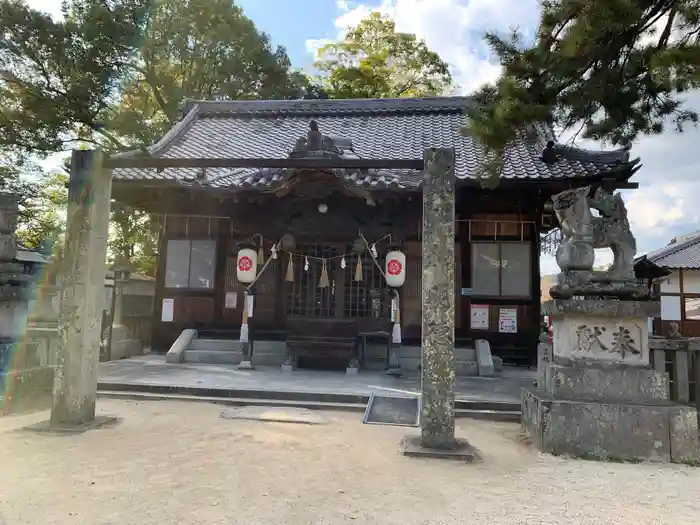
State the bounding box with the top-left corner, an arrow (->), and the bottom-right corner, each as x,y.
419,147 -> 457,449
50,150 -> 112,427
404,148 -> 476,459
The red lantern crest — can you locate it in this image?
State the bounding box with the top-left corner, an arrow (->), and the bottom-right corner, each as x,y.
387,258 -> 403,276
238,255 -> 253,273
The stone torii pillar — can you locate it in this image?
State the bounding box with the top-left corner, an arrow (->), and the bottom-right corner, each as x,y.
48,149 -> 116,430
404,147 -> 477,461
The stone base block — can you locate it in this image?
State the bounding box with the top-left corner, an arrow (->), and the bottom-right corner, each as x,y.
281,364 -> 293,373
521,388 -> 700,464
237,360 -> 253,370
345,366 -> 359,376
403,436 -> 480,462
23,415 -> 121,435
541,362 -> 669,403
475,339 -> 495,377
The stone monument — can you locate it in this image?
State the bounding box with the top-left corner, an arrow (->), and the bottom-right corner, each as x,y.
0,193 -> 52,414
522,185 -> 700,463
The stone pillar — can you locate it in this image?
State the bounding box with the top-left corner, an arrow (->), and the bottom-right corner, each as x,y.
113,283 -> 124,326
404,148 -> 476,460
420,147 -> 456,449
50,150 -> 112,427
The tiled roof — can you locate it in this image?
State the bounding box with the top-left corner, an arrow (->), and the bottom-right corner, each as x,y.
642,232 -> 700,269
112,96 -> 640,191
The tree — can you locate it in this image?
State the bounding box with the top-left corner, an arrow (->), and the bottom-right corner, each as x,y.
0,161 -> 67,250
314,12 -> 453,99
18,170 -> 69,251
106,0 -> 325,148
0,0 -> 151,158
466,0 -> 700,186
109,202 -> 158,276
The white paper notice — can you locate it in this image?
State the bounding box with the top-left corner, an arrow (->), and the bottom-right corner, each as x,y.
498,308 -> 518,334
225,292 -> 238,309
161,298 -> 174,322
246,295 -> 255,318
470,304 -> 489,330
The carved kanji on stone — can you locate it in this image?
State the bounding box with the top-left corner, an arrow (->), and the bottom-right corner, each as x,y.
610,326 -> 639,358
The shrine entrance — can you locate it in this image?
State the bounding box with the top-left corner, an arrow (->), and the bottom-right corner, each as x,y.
282,241 -> 390,370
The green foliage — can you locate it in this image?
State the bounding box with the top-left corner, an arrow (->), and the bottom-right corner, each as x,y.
18,170 -> 68,251
0,161 -> 68,250
466,0 -> 700,186
109,202 -> 158,276
314,12 -> 453,99
106,0 -> 325,148
0,0 -> 151,157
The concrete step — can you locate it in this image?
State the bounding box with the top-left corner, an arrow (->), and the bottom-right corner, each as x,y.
189,338 -> 288,353
184,349 -> 287,367
97,390 -> 521,422
96,381 -> 520,411
97,391 -> 366,412
366,345 -> 476,360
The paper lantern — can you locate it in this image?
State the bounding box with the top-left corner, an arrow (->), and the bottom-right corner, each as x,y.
236,247 -> 258,284
385,248 -> 406,288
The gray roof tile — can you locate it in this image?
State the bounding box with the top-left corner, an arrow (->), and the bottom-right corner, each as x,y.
643,233 -> 700,269
112,96 -> 640,190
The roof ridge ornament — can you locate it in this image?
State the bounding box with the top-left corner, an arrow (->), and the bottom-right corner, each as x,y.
290,120 -> 345,159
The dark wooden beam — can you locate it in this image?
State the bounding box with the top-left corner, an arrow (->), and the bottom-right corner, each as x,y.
105,157 -> 425,170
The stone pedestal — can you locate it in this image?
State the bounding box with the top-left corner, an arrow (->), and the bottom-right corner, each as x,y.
522,299 -> 700,463
0,194 -> 52,414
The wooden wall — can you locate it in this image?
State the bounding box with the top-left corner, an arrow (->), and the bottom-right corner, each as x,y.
149,187 -> 543,364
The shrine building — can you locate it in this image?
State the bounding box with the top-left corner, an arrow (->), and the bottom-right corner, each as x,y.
110,96 -> 641,370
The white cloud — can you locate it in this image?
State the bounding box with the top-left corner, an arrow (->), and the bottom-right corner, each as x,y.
310,0 -> 700,276
24,0 -> 63,18
307,0 -> 538,92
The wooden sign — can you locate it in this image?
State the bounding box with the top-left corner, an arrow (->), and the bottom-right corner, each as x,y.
498,308 -> 518,334
470,304 -> 489,330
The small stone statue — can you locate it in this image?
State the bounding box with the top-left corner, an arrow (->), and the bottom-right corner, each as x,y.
667,321 -> 682,339
306,120 -> 323,150
549,185 -> 649,300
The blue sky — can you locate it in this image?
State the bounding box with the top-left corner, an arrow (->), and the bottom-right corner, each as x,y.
22,0 -> 700,272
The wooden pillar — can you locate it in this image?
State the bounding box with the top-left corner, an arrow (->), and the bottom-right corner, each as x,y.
51,150 -> 112,427
420,147 -> 457,449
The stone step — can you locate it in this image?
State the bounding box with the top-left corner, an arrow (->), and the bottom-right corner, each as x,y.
96,390 -> 521,422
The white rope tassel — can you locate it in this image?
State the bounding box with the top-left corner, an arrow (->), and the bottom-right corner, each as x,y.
340,256 -> 346,269
370,243 -> 378,259
239,290 -> 249,343
392,322 -> 401,344
304,256 -> 309,272
391,294 -> 401,344
271,244 -> 278,260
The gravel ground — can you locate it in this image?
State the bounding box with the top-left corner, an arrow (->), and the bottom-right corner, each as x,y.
0,400 -> 698,525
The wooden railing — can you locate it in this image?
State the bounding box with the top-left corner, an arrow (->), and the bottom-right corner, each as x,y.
650,343 -> 700,407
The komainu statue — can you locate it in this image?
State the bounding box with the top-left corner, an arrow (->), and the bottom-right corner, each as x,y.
549,185 -> 649,300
